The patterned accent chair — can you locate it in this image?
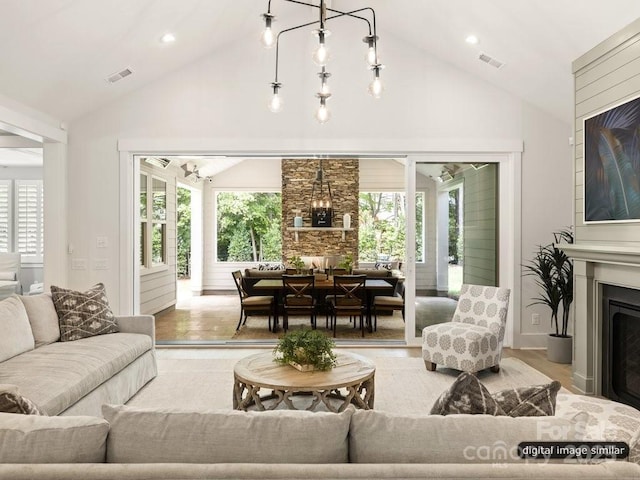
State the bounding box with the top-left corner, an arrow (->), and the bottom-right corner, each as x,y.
422,284 -> 511,373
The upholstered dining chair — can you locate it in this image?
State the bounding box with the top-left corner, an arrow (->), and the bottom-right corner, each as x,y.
422,284 -> 511,373
327,274 -> 366,337
372,278 -> 404,331
282,274 -> 316,332
232,270 -> 275,332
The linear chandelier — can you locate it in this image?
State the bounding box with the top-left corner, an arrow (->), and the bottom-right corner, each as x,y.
261,0 -> 384,123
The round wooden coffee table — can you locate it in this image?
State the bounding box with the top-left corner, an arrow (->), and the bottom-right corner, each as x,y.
233,351 -> 375,412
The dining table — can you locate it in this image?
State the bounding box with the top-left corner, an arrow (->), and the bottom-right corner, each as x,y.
252,277 -> 396,333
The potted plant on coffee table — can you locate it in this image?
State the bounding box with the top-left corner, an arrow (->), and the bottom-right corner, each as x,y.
523,228 -> 574,363
273,329 -> 337,371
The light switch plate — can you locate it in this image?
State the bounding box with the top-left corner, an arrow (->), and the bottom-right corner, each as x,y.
71,259 -> 87,270
96,236 -> 108,248
93,259 -> 109,270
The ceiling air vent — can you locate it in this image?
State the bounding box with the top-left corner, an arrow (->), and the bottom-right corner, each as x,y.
478,52 -> 505,69
143,157 -> 172,169
106,68 -> 133,84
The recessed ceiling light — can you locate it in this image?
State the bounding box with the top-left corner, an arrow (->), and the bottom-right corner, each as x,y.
161,33 -> 176,44
465,35 -> 479,45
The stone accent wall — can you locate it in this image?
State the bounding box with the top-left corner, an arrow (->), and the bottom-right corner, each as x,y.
281,159 -> 359,265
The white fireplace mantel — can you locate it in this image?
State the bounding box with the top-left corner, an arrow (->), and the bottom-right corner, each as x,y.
561,243 -> 640,266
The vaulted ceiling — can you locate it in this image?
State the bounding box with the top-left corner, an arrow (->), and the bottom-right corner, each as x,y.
1,0 -> 640,125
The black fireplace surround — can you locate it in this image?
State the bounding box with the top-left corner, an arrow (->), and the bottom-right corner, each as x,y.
602,284 -> 640,410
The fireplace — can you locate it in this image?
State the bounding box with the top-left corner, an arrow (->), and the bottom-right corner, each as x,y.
602,284 -> 640,410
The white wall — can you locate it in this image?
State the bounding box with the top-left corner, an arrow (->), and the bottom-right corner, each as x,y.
66,29 -> 572,347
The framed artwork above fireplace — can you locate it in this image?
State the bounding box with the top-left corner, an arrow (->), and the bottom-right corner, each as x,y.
583,94 -> 640,223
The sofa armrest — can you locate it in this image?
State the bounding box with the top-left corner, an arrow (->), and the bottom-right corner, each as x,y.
115,315 -> 155,345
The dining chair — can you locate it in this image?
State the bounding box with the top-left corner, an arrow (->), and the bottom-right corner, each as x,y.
327,274 -> 366,337
282,274 -> 316,332
232,270 -> 275,332
421,284 -> 511,373
372,278 -> 404,331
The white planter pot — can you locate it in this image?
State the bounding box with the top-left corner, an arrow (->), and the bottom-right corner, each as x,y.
547,334 -> 572,364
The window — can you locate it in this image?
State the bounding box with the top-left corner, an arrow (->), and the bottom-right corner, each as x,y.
216,192 -> 282,262
0,181 -> 10,253
140,173 -> 167,269
359,192 -> 424,263
0,179 -> 44,263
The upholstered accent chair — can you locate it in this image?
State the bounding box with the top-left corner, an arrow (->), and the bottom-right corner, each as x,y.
232,270 -> 275,332
422,284 -> 511,373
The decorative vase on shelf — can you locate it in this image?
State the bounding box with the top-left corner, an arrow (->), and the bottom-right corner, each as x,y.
343,213 -> 351,229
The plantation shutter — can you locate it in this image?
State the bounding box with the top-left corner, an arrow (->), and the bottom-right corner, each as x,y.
0,181 -> 10,253
15,180 -> 43,262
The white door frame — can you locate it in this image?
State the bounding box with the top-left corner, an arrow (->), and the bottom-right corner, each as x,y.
118,138 -> 522,346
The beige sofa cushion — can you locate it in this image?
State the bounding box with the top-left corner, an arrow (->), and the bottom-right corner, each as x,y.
0,412 -> 108,463
349,410 -> 585,464
0,295 -> 34,362
19,293 -> 60,347
103,404 -> 352,464
0,333 -> 152,415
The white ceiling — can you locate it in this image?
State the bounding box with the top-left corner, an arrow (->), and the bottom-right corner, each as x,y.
0,0 -> 639,125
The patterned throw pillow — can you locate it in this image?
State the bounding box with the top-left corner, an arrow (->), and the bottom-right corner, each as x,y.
0,390 -> 42,415
51,283 -> 119,342
430,372 -> 506,415
492,381 -> 561,417
258,263 -> 286,271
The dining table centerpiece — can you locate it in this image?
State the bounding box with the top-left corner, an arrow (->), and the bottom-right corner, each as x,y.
273,329 -> 337,371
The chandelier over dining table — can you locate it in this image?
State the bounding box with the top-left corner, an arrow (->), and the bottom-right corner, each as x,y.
260,0 -> 385,123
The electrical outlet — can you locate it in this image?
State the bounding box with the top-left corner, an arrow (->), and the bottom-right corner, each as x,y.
532,313 -> 540,325
96,236 -> 108,248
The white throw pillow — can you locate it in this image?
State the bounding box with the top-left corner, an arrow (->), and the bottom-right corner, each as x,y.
19,293 -> 60,347
0,271 -> 16,281
0,295 -> 34,362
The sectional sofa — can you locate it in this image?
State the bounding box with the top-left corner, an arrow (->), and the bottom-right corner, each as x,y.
0,293 -> 157,416
1,404 -> 639,479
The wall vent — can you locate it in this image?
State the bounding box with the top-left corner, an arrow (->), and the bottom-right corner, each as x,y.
143,157 -> 172,169
478,52 -> 505,69
106,68 -> 133,84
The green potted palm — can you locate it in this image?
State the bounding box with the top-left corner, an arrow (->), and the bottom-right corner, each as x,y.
523,228 -> 574,363
273,329 -> 337,371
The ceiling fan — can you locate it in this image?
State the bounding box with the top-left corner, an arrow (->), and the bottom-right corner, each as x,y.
181,163 -> 213,183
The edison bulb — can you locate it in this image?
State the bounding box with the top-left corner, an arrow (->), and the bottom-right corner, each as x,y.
268,93 -> 283,113
312,43 -> 331,66
368,77 -> 384,99
365,47 -> 377,66
261,27 -> 274,48
315,104 -> 331,124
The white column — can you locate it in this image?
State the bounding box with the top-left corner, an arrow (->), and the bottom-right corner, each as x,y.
43,142 -> 68,290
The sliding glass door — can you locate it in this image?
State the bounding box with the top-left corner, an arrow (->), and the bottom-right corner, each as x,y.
407,159 -> 499,344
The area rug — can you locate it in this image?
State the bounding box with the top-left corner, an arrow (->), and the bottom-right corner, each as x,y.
127,356 -> 562,415
232,314 -> 406,341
